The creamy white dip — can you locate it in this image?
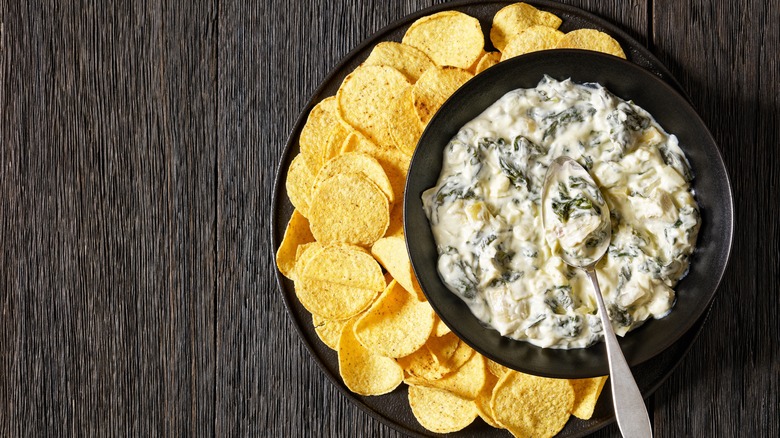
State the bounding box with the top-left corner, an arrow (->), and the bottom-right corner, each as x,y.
422,76 -> 700,349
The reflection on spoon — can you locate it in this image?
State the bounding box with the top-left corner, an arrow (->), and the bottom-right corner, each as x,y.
542,156 -> 652,438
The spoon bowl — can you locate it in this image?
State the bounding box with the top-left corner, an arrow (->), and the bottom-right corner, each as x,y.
541,156 -> 612,270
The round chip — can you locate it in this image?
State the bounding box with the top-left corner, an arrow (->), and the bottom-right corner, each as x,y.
385,202 -> 405,238
570,376 -> 609,420
432,315 -> 452,336
500,25 -> 565,61
275,209 -> 315,280
312,313 -> 350,351
425,331 -> 461,365
338,317 -> 403,396
299,97 -> 343,173
408,385 -> 478,433
491,2 -> 562,52
322,122 -> 350,164
421,332 -> 475,375
354,280 -> 435,358
412,66 -> 473,125
285,153 -> 315,218
444,337 -> 476,371
291,241 -> 324,314
405,348 -> 487,400
491,371 -> 575,438
486,358 -> 510,379
308,172 -> 390,246
294,241 -> 323,271
465,49 -> 487,74
364,41 -> 436,83
397,346 -> 451,381
313,152 -> 394,203
385,87 -> 424,156
556,28 -> 627,59
475,51 -> 501,74
402,11 -> 485,70
296,243 -> 385,320
474,371 -> 503,429
341,131 -> 410,202
336,64 -> 411,148
371,235 -> 425,301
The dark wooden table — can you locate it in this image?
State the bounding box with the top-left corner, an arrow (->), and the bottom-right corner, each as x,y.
1,0 -> 777,436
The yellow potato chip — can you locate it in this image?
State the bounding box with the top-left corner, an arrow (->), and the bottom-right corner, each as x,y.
384,202 -> 404,238
491,2 -> 562,52
406,348 -> 487,400
308,172 -> 390,246
408,385 -> 478,433
275,209 -> 316,280
397,345 -> 451,381
336,64 -> 411,148
398,331 -> 459,378
412,66 -> 473,125
402,11 -> 485,70
475,51 -> 501,74
385,87 -> 424,156
421,332 -> 475,373
364,41 -> 436,83
425,331 -> 462,365
296,243 -> 385,320
474,370 -> 503,429
500,25 -> 565,61
285,153 -> 315,218
338,317 -> 403,395
341,131 -> 410,202
486,358 -> 511,379
354,280 -> 435,358
491,371 -> 574,438
313,152 -> 394,203
371,235 -> 425,301
433,315 -> 451,337
445,337 -> 476,372
299,97 -> 342,174
322,121 -> 351,164
465,49 -> 487,74
294,241 -> 323,271
312,313 -> 350,350
570,375 -> 608,420
556,28 -> 626,59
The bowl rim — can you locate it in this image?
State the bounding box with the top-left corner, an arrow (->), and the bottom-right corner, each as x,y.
404,49 -> 734,378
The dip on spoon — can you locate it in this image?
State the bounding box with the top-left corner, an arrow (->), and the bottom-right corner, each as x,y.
542,156 -> 652,438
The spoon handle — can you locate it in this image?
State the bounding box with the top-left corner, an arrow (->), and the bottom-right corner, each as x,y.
587,269 -> 653,438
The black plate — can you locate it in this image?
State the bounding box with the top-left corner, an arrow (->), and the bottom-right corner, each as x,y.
405,50 -> 734,379
271,1 -> 730,436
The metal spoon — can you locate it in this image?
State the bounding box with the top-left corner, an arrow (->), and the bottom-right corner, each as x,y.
541,156 -> 652,438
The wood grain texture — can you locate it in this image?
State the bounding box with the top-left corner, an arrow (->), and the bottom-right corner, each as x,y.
1,0 -> 777,437
651,1 -> 780,436
1,0 -> 217,435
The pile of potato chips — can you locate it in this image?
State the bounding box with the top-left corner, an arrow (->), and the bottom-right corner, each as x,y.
277,3 -> 624,436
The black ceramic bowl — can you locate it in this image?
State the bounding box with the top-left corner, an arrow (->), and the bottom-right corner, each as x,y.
404,50 -> 733,379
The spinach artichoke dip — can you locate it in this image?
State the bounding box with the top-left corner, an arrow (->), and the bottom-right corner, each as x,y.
421,76 -> 700,349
